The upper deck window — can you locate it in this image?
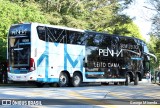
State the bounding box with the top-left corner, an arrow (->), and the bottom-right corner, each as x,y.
36,26 -> 85,45
9,24 -> 31,37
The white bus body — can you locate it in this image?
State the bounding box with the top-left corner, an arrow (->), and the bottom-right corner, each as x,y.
7,23 -> 156,87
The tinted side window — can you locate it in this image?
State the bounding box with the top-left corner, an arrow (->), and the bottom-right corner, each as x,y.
85,32 -> 112,47
37,26 -> 46,41
37,26 -> 85,45
112,36 -> 119,50
47,27 -> 66,43
67,31 -> 85,45
99,34 -> 112,48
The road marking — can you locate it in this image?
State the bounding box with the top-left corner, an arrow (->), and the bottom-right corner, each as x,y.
68,91 -> 117,108
107,92 -> 127,99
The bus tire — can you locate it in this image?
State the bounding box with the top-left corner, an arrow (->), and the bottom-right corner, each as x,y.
59,72 -> 69,87
125,74 -> 130,86
72,72 -> 82,87
36,82 -> 45,87
134,74 -> 139,85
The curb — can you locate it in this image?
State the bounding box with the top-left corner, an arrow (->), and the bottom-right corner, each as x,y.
0,83 -> 32,86
157,83 -> 160,85
0,84 -> 24,86
151,82 -> 160,85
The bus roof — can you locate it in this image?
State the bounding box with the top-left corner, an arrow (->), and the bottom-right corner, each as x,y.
85,30 -> 145,43
11,22 -> 144,42
12,22 -> 85,33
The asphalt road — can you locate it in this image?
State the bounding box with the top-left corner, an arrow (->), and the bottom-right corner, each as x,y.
0,82 -> 160,108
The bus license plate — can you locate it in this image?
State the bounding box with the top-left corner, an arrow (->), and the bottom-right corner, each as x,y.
16,76 -> 21,79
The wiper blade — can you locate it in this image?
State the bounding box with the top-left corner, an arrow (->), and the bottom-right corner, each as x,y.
9,36 -> 28,38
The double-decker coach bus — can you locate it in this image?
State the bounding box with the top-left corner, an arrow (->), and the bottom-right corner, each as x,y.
7,22 -> 157,87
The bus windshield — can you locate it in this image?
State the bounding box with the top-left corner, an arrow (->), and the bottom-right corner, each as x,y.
8,24 -> 31,68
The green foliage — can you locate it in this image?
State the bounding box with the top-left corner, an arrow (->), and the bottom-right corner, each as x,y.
107,20 -> 143,39
148,0 -> 160,37
148,36 -> 160,70
147,0 -> 160,70
0,0 -> 47,60
0,0 -> 143,61
36,0 -> 142,40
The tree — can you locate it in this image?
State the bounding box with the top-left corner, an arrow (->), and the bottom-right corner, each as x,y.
147,0 -> 160,37
35,0 -> 142,39
8,0 -> 138,37
0,0 -> 143,60
145,0 -> 160,70
104,15 -> 143,39
148,35 -> 160,73
0,0 -> 47,60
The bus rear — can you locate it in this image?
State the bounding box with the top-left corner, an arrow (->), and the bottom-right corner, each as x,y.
7,23 -> 36,82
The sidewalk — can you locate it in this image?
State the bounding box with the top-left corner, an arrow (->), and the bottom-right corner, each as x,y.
138,79 -> 160,86
152,82 -> 160,86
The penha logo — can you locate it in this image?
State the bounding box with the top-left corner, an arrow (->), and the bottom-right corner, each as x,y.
99,48 -> 123,57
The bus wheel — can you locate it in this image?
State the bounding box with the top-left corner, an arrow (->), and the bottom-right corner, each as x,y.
36,82 -> 45,87
134,74 -> 139,85
72,73 -> 82,87
59,72 -> 69,87
125,74 -> 130,86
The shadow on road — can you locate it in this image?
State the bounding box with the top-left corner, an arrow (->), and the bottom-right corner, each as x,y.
0,81 -> 158,88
